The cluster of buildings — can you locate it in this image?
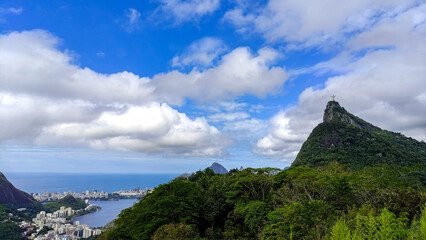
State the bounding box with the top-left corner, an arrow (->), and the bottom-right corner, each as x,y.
21,204 -> 101,239
32,187 -> 153,202
112,186 -> 153,198
32,190 -> 109,202
16,187 -> 153,239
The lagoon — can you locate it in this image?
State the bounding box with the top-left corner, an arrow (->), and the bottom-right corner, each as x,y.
74,199 -> 138,228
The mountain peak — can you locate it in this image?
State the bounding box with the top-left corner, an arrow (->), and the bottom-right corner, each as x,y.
209,162 -> 228,174
292,101 -> 426,169
323,101 -> 379,131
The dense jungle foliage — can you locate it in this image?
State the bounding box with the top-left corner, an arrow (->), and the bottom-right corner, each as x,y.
101,163 -> 426,240
0,221 -> 25,240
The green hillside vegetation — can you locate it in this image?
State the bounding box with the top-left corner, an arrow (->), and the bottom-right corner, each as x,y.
0,221 -> 25,240
0,196 -> 88,238
292,102 -> 426,170
43,195 -> 86,213
101,163 -> 426,240
293,121 -> 426,170
0,195 -> 86,223
0,202 -> 45,222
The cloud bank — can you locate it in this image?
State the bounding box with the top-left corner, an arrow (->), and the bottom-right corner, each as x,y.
0,29 -> 287,156
224,0 -> 418,47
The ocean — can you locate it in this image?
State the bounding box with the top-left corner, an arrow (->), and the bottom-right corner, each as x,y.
4,172 -> 180,194
3,172 -> 180,227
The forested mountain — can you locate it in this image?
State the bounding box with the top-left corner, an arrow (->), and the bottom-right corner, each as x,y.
293,101 -> 426,169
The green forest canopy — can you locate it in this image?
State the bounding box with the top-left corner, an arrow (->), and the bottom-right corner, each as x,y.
101,163 -> 426,240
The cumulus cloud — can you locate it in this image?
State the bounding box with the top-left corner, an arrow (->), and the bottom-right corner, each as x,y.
224,0 -> 417,47
156,0 -> 220,23
155,47 -> 287,104
0,29 -> 287,156
35,103 -> 231,156
254,4 -> 426,161
172,37 -> 227,68
253,109 -> 314,160
0,93 -> 102,143
1,30 -> 287,105
0,30 -> 154,104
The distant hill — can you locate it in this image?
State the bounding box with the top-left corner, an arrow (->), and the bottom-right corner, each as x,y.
209,162 -> 228,174
292,101 -> 426,170
43,195 -> 87,213
0,172 -> 34,206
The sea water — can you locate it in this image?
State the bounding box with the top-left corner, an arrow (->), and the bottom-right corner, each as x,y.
4,172 -> 179,194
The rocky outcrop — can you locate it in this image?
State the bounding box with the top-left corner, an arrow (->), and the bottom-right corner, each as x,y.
209,162 -> 228,174
323,101 -> 379,131
0,172 -> 34,206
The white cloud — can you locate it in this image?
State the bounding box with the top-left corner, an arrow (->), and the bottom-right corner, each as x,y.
223,118 -> 268,140
1,30 -> 287,106
96,52 -> 105,57
224,0 -> 417,47
172,37 -> 227,68
219,101 -> 247,112
126,8 -> 141,24
0,93 -> 101,143
208,112 -> 250,122
0,30 -> 154,104
155,47 -> 287,104
0,7 -> 23,15
254,4 -> 426,161
0,29 -> 288,157
253,110 -> 313,160
35,103 -> 231,157
0,30 -> 233,157
157,0 -> 220,23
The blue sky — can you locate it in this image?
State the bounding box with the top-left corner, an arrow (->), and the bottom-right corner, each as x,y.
1,0 -> 425,173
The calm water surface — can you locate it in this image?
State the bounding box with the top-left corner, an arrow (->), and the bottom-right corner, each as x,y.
74,199 -> 138,227
4,173 -> 179,194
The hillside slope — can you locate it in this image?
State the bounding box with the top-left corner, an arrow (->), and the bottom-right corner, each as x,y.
0,172 -> 34,206
292,101 -> 426,169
